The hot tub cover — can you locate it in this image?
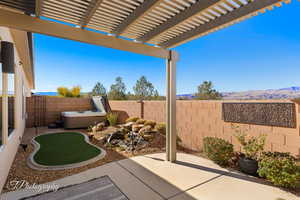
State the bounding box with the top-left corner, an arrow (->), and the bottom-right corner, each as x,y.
62,111 -> 106,118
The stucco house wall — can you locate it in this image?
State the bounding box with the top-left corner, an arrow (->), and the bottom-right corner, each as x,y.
0,27 -> 33,192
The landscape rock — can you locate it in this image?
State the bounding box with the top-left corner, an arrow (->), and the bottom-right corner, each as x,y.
132,124 -> 144,132
103,119 -> 110,127
119,127 -> 130,135
106,131 -> 125,144
138,125 -> 152,135
142,134 -> 154,141
135,141 -> 149,150
96,122 -> 105,131
91,126 -> 97,135
136,119 -> 146,124
121,122 -> 134,130
144,120 -> 156,128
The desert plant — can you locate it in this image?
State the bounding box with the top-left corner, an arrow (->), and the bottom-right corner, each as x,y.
57,87 -> 71,97
136,119 -> 146,124
125,117 -> 140,123
203,137 -> 234,166
232,125 -> 266,160
155,123 -> 166,135
106,112 -> 118,126
258,152 -> 300,188
71,86 -> 81,97
144,120 -> 156,128
57,86 -> 81,97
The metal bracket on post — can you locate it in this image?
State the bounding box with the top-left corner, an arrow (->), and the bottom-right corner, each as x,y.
166,50 -> 178,162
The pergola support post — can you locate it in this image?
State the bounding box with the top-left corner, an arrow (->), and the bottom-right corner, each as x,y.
166,50 -> 178,162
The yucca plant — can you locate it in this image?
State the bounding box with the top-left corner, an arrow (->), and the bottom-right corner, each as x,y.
106,112 -> 118,126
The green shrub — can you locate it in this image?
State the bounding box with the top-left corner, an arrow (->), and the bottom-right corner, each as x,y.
106,112 -> 118,126
125,117 -> 140,123
136,119 -> 146,124
144,120 -> 156,127
258,152 -> 300,188
203,137 -> 234,166
232,124 -> 266,160
155,123 -> 166,135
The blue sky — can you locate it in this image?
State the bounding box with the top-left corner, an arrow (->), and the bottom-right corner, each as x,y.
34,1 -> 300,95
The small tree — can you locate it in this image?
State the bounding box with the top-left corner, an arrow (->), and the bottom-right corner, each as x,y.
91,82 -> 106,96
195,81 -> 222,100
133,76 -> 155,100
57,86 -> 81,97
57,87 -> 70,97
108,77 -> 127,100
71,86 -> 81,97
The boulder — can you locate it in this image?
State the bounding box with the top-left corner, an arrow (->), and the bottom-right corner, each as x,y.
136,119 -> 146,124
135,141 -> 149,150
110,139 -> 121,146
144,120 -> 156,128
120,122 -> 134,130
91,126 -> 97,134
117,140 -> 128,151
143,134 -> 154,141
132,124 -> 144,132
119,127 -> 130,135
106,131 -> 125,145
138,125 -> 152,135
103,119 -> 110,127
96,122 -> 105,131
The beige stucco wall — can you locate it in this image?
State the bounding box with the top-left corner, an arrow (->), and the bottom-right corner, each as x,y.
0,27 -> 32,192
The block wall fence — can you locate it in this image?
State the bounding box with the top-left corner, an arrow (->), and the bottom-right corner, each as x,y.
26,97 -> 300,156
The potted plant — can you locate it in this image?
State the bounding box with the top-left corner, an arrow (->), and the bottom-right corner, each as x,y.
232,125 -> 266,175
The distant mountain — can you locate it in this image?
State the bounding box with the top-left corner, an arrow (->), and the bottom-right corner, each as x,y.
177,94 -> 196,100
34,92 -> 58,96
178,86 -> 300,100
222,86 -> 300,100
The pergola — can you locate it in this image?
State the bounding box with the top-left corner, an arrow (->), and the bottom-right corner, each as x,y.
0,0 -> 288,162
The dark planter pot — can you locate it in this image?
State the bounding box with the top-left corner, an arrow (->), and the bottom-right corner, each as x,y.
238,156 -> 258,176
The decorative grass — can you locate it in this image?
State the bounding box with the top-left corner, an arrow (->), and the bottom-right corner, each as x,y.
34,132 -> 101,166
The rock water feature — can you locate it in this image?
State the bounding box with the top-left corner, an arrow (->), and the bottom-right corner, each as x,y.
90,118 -> 161,153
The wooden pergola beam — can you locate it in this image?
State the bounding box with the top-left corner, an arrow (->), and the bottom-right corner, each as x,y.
138,0 -> 221,43
160,0 -> 283,48
111,0 -> 162,36
80,0 -> 104,28
0,9 -> 169,59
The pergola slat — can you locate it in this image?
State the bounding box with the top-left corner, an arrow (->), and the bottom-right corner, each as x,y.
160,0 -> 283,48
111,0 -> 163,36
137,0 -> 221,43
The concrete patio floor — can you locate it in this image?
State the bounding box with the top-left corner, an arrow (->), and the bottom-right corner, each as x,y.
1,153 -> 298,200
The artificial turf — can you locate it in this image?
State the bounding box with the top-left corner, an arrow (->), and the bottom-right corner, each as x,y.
33,132 -> 101,166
